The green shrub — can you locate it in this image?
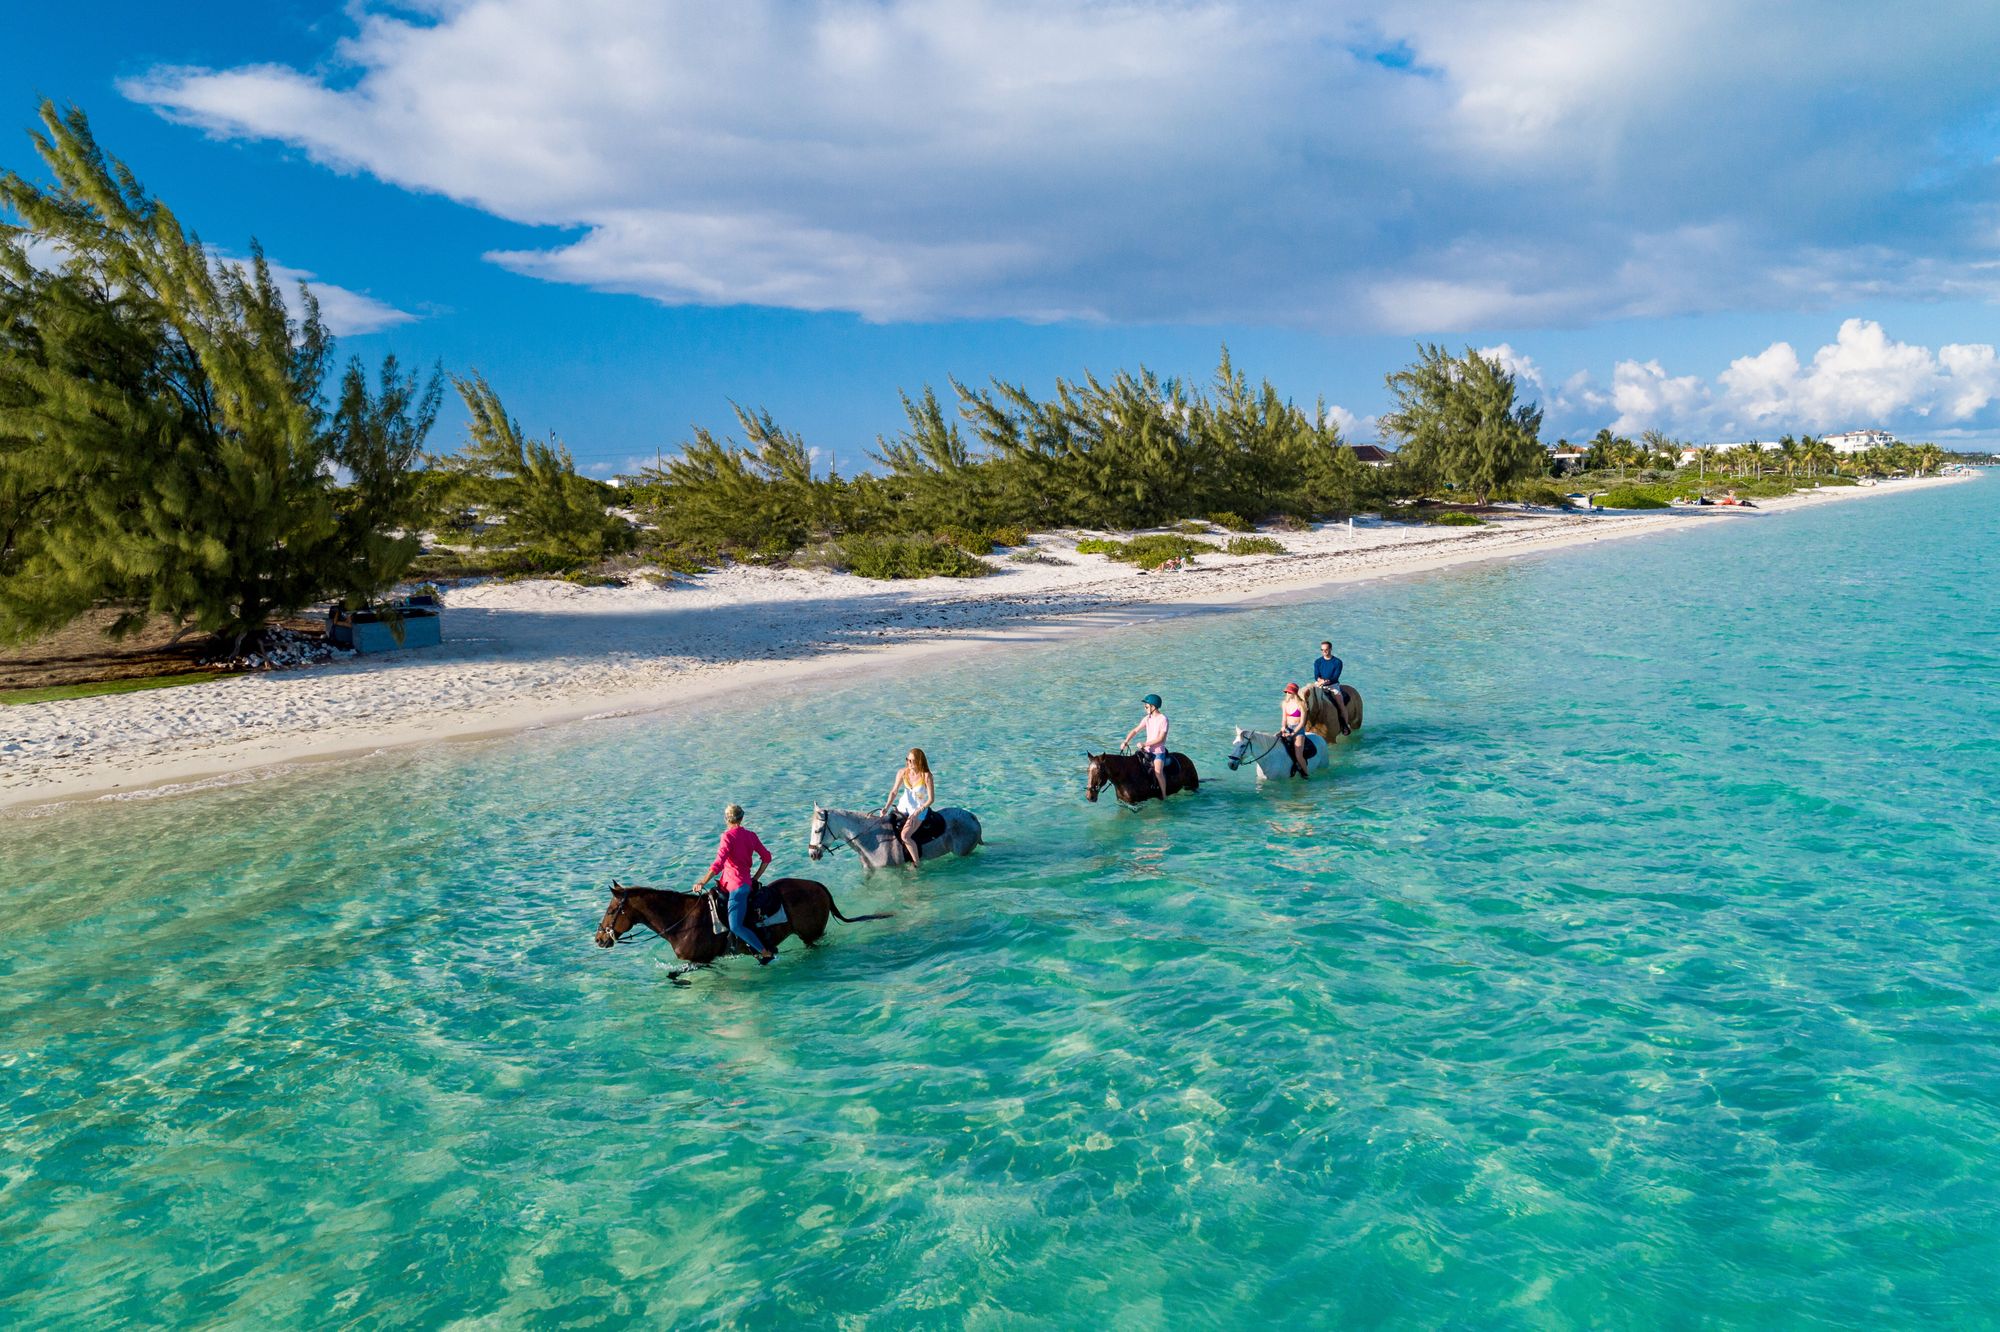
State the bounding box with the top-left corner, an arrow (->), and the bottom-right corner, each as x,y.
1499,481 -> 1569,508
1084,535 -> 1218,569
561,572 -> 625,588
1007,549 -> 1066,565
1600,489 -> 1670,510
1224,536 -> 1286,556
1169,519 -> 1212,535
792,540 -> 848,571
647,540 -> 719,575
987,524 -> 1030,548
933,525 -> 996,553
839,535 -> 991,580
1429,511 -> 1486,526
1207,511 -> 1255,532
1075,538 -> 1123,555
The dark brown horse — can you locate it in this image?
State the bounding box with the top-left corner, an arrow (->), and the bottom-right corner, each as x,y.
1086,751 -> 1200,805
594,878 -> 888,963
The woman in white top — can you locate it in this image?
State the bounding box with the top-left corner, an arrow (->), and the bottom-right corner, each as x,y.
882,748 -> 936,866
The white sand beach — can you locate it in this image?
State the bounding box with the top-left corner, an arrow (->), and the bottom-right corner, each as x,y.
2,473 -> 1975,811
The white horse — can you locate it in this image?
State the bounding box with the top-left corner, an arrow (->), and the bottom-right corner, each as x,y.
808,804 -> 984,872
1226,727 -> 1328,781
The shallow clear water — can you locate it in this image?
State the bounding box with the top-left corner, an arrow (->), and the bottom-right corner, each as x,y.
5,481 -> 1998,1328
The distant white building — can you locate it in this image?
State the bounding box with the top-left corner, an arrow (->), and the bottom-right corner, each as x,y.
1823,429 -> 1897,455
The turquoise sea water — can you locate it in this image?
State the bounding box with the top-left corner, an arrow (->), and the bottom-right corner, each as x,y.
4,480 -> 1998,1328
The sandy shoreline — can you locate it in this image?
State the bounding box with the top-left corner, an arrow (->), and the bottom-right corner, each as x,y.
3,473 -> 1976,813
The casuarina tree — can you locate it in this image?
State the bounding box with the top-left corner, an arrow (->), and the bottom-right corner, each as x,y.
1379,345 -> 1544,505
0,101 -> 432,647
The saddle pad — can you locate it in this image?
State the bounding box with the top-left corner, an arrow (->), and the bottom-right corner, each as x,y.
749,880 -> 788,926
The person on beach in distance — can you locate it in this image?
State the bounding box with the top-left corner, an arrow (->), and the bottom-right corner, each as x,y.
1278,683 -> 1312,779
1121,694 -> 1173,801
1310,640 -> 1353,735
881,747 -> 936,867
691,803 -> 774,962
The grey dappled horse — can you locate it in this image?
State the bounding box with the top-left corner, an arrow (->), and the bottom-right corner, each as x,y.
808,804 -> 984,872
1226,726 -> 1328,781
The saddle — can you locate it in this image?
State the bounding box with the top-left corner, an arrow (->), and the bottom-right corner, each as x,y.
703,880 -> 789,949
888,808 -> 948,848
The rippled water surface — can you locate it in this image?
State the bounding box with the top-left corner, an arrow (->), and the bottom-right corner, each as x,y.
6,481 -> 1999,1327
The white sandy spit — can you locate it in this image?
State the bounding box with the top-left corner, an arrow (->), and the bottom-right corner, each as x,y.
2,474 -> 1975,810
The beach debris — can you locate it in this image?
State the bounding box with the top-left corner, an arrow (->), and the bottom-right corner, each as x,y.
199,627 -> 356,673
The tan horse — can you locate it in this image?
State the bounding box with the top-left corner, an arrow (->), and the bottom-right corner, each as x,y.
1301,682 -> 1364,743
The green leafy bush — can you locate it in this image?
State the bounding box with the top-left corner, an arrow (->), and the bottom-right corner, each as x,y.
839,536 -> 991,580
648,541 -> 719,575
791,540 -> 848,571
1074,535 -> 1217,569
1207,511 -> 1255,531
1224,536 -> 1286,556
987,524 -> 1029,547
1499,481 -> 1569,508
932,526 -> 996,553
1169,520 -> 1212,535
1428,511 -> 1486,526
1600,489 -> 1669,510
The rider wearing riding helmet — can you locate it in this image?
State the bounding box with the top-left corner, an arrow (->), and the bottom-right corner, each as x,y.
691,803 -> 774,962
1278,683 -> 1312,779
881,747 -> 935,866
1121,694 -> 1173,800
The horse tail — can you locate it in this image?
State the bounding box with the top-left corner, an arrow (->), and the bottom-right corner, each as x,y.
825,886 -> 893,924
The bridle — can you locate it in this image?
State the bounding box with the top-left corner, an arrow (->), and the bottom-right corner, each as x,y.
1227,729 -> 1283,772
597,884 -> 637,947
808,806 -> 874,860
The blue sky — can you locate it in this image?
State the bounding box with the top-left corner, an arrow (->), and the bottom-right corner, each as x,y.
8,1 -> 2000,472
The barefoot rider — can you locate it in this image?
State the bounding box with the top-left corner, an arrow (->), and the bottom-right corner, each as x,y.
691,803 -> 774,962
1278,683 -> 1312,779
1121,694 -> 1173,801
881,747 -> 936,866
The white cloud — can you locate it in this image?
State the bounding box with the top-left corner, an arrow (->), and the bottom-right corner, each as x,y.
122,0 -> 2000,329
1477,342 -> 1545,391
16,235 -> 413,337
1610,359 -> 1708,435
1535,319 -> 2000,440
251,258 -> 418,336
1325,404 -> 1377,441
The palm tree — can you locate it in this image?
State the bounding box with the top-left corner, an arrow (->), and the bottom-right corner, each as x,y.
1913,443 -> 1944,476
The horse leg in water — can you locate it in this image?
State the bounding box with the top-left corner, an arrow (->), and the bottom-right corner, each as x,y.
1152,755 -> 1172,801
1286,734 -> 1311,779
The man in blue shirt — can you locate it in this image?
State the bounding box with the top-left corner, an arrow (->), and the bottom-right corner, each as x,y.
1311,641 -> 1353,735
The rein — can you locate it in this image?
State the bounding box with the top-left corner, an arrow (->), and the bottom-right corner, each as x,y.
1240,731 -> 1284,767
812,810 -> 878,858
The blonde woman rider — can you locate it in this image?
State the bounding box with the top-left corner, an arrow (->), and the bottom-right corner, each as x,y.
1278,683 -> 1312,779
882,748 -> 936,866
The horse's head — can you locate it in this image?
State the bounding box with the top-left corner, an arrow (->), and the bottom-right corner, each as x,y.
1226,727 -> 1249,771
807,805 -> 829,861
1085,752 -> 1106,802
595,881 -> 637,949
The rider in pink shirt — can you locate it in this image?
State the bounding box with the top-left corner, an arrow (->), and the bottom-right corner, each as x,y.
1121,693 -> 1173,800
691,803 -> 774,960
